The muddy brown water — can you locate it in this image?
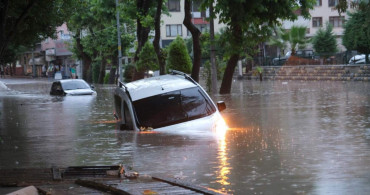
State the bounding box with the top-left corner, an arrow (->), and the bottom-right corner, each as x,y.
0,78 -> 369,194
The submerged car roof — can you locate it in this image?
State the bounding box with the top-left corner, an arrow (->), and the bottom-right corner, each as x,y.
58,79 -> 86,83
125,74 -> 197,101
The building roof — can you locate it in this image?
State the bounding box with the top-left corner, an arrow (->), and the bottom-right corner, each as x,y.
126,75 -> 196,101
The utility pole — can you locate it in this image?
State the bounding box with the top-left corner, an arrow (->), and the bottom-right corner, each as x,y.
32,44 -> 36,77
209,3 -> 218,94
115,0 -> 123,83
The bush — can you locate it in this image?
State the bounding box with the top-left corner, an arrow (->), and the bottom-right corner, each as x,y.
104,72 -> 110,84
92,61 -> 100,84
123,63 -> 137,82
201,57 -> 225,92
312,23 -> 338,58
166,36 -> 192,73
136,41 -> 159,72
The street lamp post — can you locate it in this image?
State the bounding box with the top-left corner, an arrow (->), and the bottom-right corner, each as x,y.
115,0 -> 123,83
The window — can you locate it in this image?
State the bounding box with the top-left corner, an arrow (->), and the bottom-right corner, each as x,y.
133,87 -> 216,129
166,0 -> 180,12
312,17 -> 323,27
329,16 -> 345,27
315,0 -> 322,6
329,0 -> 338,7
166,24 -> 182,37
61,80 -> 90,90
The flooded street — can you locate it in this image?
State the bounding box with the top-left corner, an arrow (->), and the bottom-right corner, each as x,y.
1,78 -> 369,194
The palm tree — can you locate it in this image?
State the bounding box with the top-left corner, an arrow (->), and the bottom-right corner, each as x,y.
268,27 -> 288,57
270,25 -> 309,56
282,25 -> 309,55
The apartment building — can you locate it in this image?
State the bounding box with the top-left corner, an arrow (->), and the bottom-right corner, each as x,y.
282,0 -> 350,51
160,0 -> 225,47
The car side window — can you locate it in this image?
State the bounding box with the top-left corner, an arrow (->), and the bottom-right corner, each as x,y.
181,87 -> 216,118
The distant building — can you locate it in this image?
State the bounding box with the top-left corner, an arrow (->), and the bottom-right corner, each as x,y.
17,43 -> 44,76
282,0 -> 351,52
41,23 -> 77,78
160,0 -> 225,47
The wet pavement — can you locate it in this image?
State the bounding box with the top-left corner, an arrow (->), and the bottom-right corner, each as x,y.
0,78 -> 369,194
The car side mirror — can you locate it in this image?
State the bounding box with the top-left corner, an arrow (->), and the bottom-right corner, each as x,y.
217,101 -> 226,112
91,85 -> 95,90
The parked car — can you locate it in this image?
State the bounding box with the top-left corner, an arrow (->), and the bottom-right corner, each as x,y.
50,79 -> 96,96
113,70 -> 227,132
272,51 -> 291,65
349,54 -> 370,64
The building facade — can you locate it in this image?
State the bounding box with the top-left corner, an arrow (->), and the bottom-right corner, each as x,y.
160,0 -> 225,47
41,23 -> 78,79
282,0 -> 351,52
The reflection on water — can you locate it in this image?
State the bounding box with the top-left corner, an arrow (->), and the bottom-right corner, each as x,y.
1,80 -> 370,194
217,133 -> 230,188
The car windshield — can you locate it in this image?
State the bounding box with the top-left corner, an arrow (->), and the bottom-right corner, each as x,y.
132,87 -> 216,129
61,80 -> 90,90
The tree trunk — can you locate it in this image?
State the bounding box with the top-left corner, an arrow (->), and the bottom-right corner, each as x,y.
98,56 -> 106,84
219,22 -> 242,94
183,0 -> 201,82
219,54 -> 239,94
109,56 -> 117,84
153,0 -> 165,75
11,61 -> 16,76
135,0 -> 151,62
75,30 -> 92,82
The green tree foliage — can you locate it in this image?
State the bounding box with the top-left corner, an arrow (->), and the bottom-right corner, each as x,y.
104,73 -> 110,84
336,0 -> 369,14
268,27 -> 288,55
123,63 -> 137,82
312,23 -> 338,58
281,25 -> 309,55
186,31 -> 227,63
92,61 -> 101,84
202,58 -> 225,92
207,0 -> 314,94
342,5 -> 370,64
0,0 -> 73,63
68,0 -> 135,83
136,41 -> 159,72
167,37 -> 192,73
133,0 -> 158,61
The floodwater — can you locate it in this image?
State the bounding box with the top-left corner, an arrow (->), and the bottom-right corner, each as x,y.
0,78 -> 369,194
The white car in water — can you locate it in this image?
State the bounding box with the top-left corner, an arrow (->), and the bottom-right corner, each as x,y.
113,70 -> 227,133
50,79 -> 97,96
349,54 -> 370,64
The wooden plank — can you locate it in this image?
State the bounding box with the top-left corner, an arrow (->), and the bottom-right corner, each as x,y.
37,183 -> 111,195
75,179 -> 131,195
105,180 -> 202,195
152,176 -> 226,195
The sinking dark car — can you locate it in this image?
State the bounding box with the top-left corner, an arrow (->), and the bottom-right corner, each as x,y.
50,79 -> 96,96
